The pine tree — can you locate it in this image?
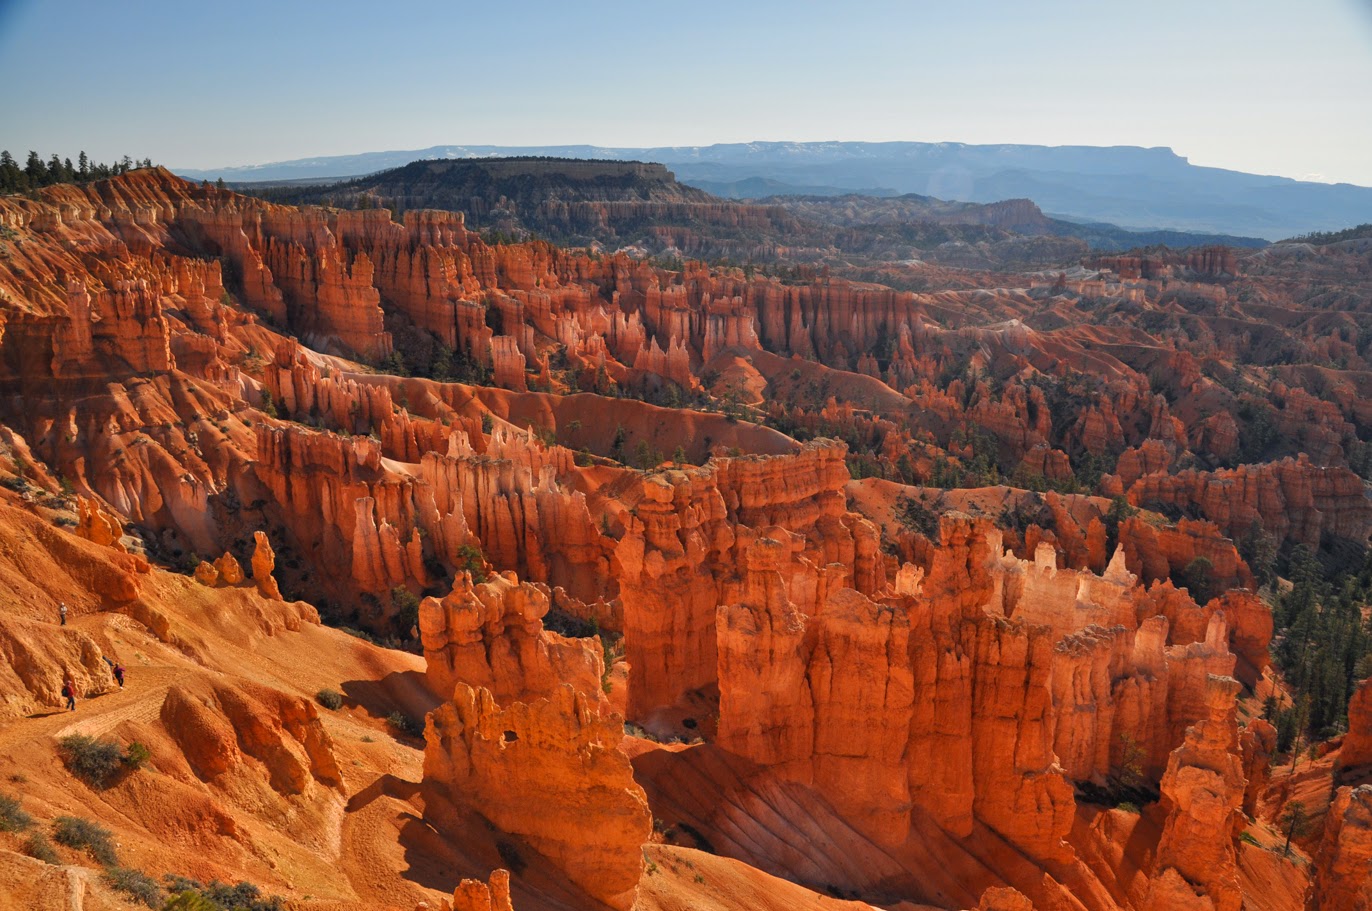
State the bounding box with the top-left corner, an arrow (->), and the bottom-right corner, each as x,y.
1238,520 -> 1276,587
47,154 -> 63,183
24,151 -> 47,187
1279,801 -> 1309,856
77,151 -> 89,181
1178,556 -> 1216,605
0,151 -> 25,193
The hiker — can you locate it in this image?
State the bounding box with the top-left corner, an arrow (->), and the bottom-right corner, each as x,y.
113,664 -> 125,689
61,676 -> 76,712
59,602 -> 67,626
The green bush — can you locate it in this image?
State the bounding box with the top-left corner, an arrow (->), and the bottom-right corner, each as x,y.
58,735 -> 124,788
1177,556 -> 1216,605
391,586 -> 420,636
386,711 -> 424,738
52,815 -> 118,865
162,876 -> 285,911
316,689 -> 344,710
0,792 -> 33,832
105,867 -> 163,908
58,734 -> 150,787
163,892 -> 217,911
454,544 -> 487,583
124,742 -> 152,771
1115,801 -> 1140,814
23,832 -> 60,864
894,495 -> 941,538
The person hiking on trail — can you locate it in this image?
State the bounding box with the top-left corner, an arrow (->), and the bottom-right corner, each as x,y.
101,656 -> 124,689
61,676 -> 76,712
59,602 -> 67,626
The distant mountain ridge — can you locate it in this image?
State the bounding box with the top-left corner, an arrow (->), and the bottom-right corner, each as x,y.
243,157 -> 842,264
244,157 -> 1266,273
766,194 -> 1267,251
175,141 -> 1372,240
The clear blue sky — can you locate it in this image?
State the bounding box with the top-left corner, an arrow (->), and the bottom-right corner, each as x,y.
2,0 -> 1371,184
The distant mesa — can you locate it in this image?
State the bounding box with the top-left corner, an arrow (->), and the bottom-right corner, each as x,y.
240,155 -> 1268,268
177,140 -> 1372,239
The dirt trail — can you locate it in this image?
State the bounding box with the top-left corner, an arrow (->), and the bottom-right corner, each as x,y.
49,668 -> 179,741
0,585 -> 457,910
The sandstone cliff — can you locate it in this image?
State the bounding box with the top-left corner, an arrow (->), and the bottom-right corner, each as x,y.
423,684 -> 651,910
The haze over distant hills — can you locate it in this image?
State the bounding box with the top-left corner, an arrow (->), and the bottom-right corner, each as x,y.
246,157 -> 1267,271
175,141 -> 1372,240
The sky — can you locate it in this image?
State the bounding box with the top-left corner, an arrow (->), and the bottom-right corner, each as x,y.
2,0 -> 1371,184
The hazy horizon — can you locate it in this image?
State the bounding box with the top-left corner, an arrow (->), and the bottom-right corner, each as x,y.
2,0 -> 1371,185
171,140 -> 1371,188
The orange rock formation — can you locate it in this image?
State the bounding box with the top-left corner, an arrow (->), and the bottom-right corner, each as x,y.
423,684 -> 651,910
1,167 -> 1357,911
418,572 -> 603,704
1309,785 -> 1372,911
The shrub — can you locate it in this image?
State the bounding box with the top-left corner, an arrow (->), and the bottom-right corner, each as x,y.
52,815 -> 118,865
0,792 -> 33,832
1177,556 -> 1216,605
58,735 -> 124,788
316,689 -> 344,710
163,876 -> 285,911
454,544 -> 487,583
542,608 -> 598,640
23,832 -> 60,864
58,734 -> 149,787
202,880 -> 285,911
390,586 -> 420,636
124,741 -> 152,771
164,892 -> 217,911
894,495 -> 941,539
386,712 -> 424,738
105,867 -> 163,908
1115,801 -> 1139,814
